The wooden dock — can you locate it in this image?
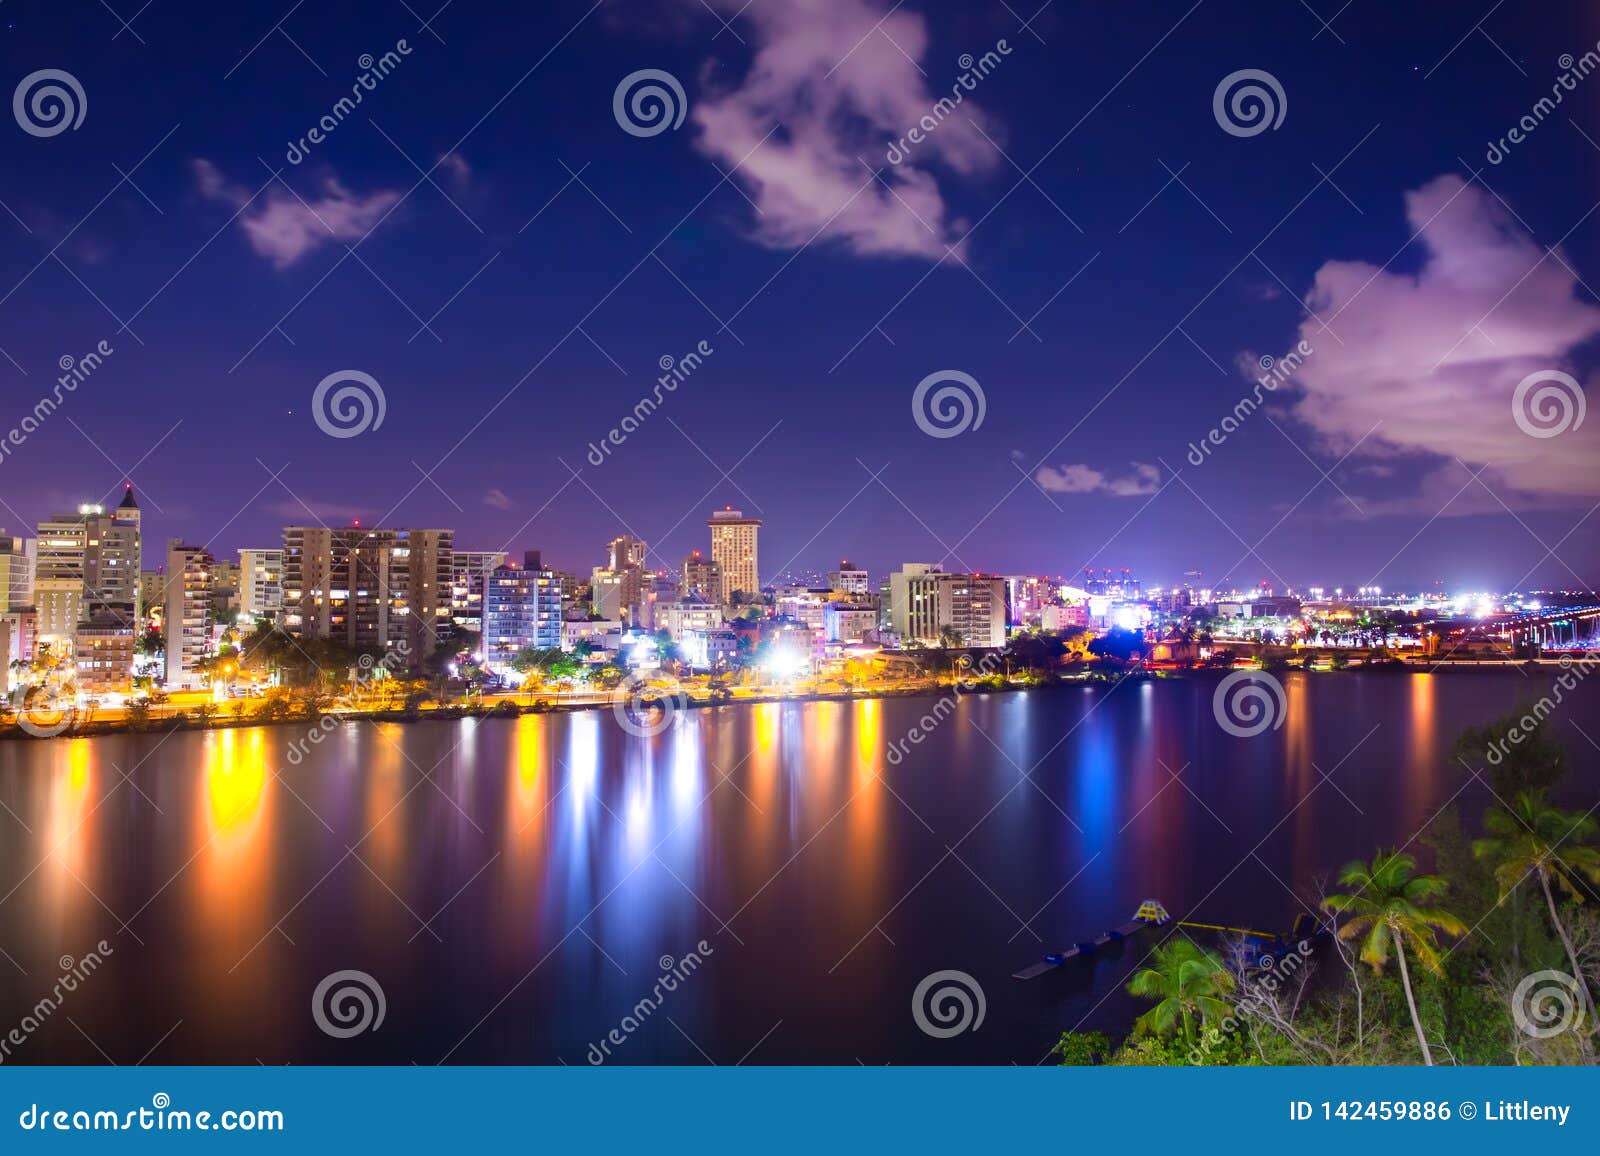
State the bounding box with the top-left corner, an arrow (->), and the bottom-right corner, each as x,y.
1012,903 -> 1168,980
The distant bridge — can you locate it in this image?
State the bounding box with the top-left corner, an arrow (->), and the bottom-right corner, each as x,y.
1477,605 -> 1600,648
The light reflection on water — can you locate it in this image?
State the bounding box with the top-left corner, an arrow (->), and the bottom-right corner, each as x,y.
2,672 -> 1595,1065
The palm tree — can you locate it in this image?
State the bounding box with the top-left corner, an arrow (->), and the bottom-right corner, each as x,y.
1126,939 -> 1234,1044
1321,850 -> 1466,1065
1473,790 -> 1600,1028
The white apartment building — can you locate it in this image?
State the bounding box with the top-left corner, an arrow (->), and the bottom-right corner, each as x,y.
824,603 -> 879,642
888,563 -> 1007,649
238,548 -> 285,622
164,539 -> 213,689
828,562 -> 870,597
661,598 -> 723,642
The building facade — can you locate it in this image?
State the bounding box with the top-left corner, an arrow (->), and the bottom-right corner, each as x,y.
824,603 -> 879,642
606,535 -> 647,572
281,526 -> 454,659
238,548 -> 285,622
75,607 -> 136,694
81,488 -> 142,620
681,551 -> 722,604
0,533 -> 34,613
34,510 -> 91,645
661,598 -> 723,642
449,549 -> 508,630
828,562 -> 870,597
164,539 -> 213,690
33,489 -> 142,650
482,553 -> 562,666
707,508 -> 760,601
888,564 -> 1006,648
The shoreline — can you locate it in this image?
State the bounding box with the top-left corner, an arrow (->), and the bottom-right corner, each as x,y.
0,658 -> 1578,743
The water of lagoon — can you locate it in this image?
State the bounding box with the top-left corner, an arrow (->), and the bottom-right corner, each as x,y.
2,671 -> 1594,1064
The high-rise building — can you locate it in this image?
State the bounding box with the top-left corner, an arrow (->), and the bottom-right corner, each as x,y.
607,534 -> 647,572
828,561 -> 870,597
34,507 -> 94,645
887,563 -> 1006,648
0,532 -> 34,612
281,525 -> 454,659
33,489 -> 142,647
593,535 -> 647,622
86,486 -> 142,615
589,567 -> 627,621
238,548 -> 285,622
707,507 -> 760,601
944,574 -> 1007,649
482,552 -> 562,667
681,550 -> 722,604
450,549 -> 508,630
164,539 -> 213,689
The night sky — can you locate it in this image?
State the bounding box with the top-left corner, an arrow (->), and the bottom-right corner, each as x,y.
1,1 -> 1597,591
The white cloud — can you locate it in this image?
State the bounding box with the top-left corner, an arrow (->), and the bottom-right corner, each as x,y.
483,487 -> 512,511
1290,174 -> 1600,505
1035,461 -> 1161,496
692,0 -> 1001,260
436,152 -> 471,187
194,159 -> 402,269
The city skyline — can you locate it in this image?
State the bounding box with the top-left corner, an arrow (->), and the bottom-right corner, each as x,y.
0,4 -> 1596,591
4,481 -> 1596,596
